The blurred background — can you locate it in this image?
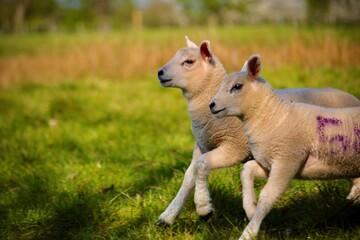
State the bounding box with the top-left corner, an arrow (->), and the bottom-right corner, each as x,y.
1,0 -> 359,90
1,0 -> 360,33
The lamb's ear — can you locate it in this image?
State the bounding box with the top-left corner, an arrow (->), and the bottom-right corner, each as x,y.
246,54 -> 261,81
185,35 -> 198,48
200,41 -> 212,63
241,60 -> 248,72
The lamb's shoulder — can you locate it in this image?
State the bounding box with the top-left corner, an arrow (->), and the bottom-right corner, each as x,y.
243,103 -> 307,168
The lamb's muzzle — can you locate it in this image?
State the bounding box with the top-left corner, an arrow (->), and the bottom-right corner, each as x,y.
158,69 -> 164,77
209,100 -> 226,116
157,67 -> 172,85
209,101 -> 215,110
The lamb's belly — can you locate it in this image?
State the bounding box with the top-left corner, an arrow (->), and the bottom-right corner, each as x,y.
297,154 -> 360,180
305,140 -> 360,178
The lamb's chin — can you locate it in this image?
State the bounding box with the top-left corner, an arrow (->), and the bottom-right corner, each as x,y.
212,110 -> 228,118
222,111 -> 241,119
159,79 -> 172,87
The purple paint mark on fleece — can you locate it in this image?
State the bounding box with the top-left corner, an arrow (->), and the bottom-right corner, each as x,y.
329,134 -> 350,152
355,127 -> 360,137
316,116 -> 342,141
353,126 -> 360,152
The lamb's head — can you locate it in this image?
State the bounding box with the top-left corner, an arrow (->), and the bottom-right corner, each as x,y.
210,54 -> 262,119
157,36 -> 217,96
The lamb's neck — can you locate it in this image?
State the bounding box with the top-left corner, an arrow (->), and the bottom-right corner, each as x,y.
186,66 -> 226,112
242,87 -> 288,136
186,65 -> 226,128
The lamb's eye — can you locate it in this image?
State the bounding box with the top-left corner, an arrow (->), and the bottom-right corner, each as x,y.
231,83 -> 243,92
183,59 -> 195,65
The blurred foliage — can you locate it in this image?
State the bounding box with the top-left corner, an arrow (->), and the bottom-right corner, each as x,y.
176,0 -> 251,25
0,0 -> 359,34
306,0 -> 331,23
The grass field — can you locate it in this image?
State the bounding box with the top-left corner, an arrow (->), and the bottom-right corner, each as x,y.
0,25 -> 359,239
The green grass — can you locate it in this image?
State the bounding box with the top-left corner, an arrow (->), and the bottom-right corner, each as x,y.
1,77 -> 359,239
0,26 -> 360,239
0,78 -> 193,239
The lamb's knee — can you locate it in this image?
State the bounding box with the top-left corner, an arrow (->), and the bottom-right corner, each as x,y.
193,156 -> 214,217
241,161 -> 256,182
241,161 -> 268,181
241,161 -> 262,220
194,158 -> 210,178
347,178 -> 360,203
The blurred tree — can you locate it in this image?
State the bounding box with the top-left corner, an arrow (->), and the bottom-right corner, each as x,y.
91,0 -> 112,30
27,0 -> 57,32
1,0 -> 359,34
0,0 -> 14,33
177,0 -> 252,26
306,0 -> 331,23
57,0 -> 111,31
0,0 -> 29,33
54,0 -> 88,31
112,0 -> 135,28
0,0 -> 58,33
13,0 -> 28,32
143,0 -> 180,27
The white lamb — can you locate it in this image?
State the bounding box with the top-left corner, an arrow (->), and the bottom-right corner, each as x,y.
210,54 -> 360,240
157,36 -> 360,225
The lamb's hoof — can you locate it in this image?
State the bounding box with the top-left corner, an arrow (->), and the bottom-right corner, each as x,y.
156,219 -> 170,227
200,210 -> 213,222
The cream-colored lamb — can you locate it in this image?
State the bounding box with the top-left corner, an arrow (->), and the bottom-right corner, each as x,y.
210,54 -> 360,240
156,36 -> 360,226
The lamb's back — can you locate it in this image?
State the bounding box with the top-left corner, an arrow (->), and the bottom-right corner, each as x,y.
276,88 -> 360,108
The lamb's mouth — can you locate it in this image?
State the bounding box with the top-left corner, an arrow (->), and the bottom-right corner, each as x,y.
211,108 -> 226,115
160,79 -> 172,84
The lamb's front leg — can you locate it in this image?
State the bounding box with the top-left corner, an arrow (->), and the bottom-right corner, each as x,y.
194,146 -> 242,219
241,161 -> 269,220
239,162 -> 299,240
157,143 -> 202,225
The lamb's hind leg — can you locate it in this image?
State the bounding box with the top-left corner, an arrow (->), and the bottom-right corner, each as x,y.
157,143 -> 202,225
194,145 -> 245,219
347,178 -> 360,203
241,160 -> 269,221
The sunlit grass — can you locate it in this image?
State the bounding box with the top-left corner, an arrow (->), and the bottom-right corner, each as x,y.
1,79 -> 359,239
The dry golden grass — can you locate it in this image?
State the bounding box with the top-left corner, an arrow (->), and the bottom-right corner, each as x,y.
215,38 -> 360,70
0,28 -> 359,88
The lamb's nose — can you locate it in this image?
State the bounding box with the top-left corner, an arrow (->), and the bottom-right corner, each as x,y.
209,101 -> 215,110
158,69 -> 164,77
